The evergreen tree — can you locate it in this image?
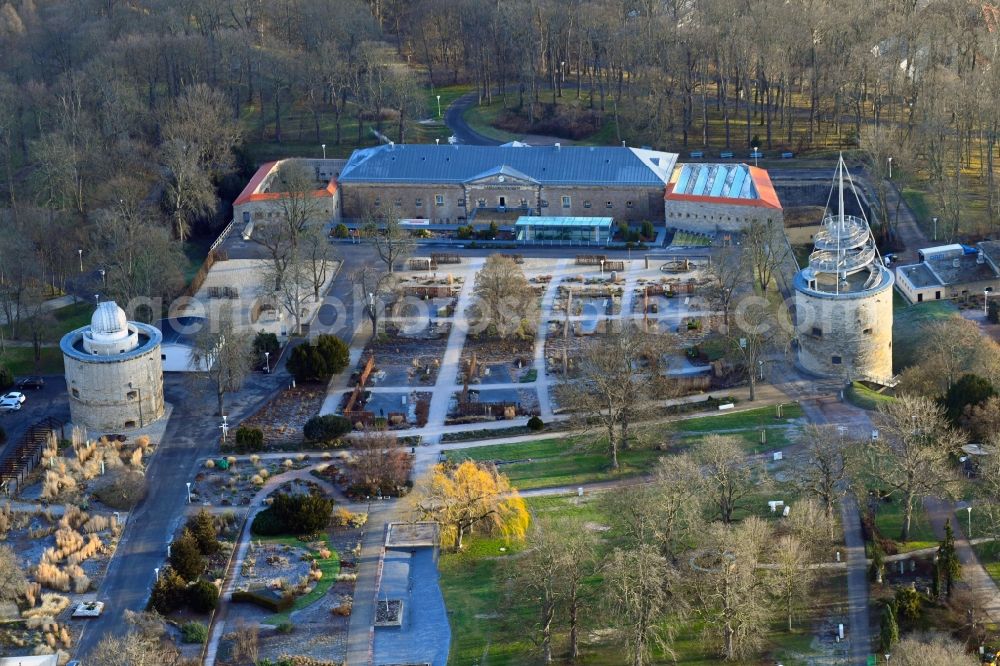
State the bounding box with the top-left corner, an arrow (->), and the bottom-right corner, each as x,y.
186,509 -> 220,556
170,529 -> 207,581
879,603 -> 899,653
937,519 -> 962,598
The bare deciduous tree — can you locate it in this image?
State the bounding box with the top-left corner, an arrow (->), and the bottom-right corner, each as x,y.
469,254 -> 539,338
190,306 -> 255,416
743,218 -> 789,293
90,610 -> 182,666
795,424 -> 848,524
768,534 -> 813,632
866,394 -> 966,541
352,264 -> 397,336
603,544 -> 684,666
363,215 -> 414,274
693,434 -> 763,524
706,243 -> 750,330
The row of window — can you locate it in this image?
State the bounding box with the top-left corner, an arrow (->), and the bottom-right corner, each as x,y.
371,196 -> 635,209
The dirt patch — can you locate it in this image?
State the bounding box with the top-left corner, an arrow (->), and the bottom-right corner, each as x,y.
242,386 -> 327,448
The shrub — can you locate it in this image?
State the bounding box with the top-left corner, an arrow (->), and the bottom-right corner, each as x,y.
276,622 -> 294,634
640,221 -> 655,239
303,415 -> 353,444
252,492 -> 333,536
181,621 -> 209,644
332,223 -> 349,239
148,567 -> 187,614
187,580 -> 219,613
93,469 -> 147,509
253,332 -> 281,365
233,427 -> 265,454
287,335 -> 349,383
232,588 -> 294,612
894,586 -> 922,624
169,529 -> 206,581
989,300 -> 999,324
526,415 -> 544,431
186,510 -> 220,556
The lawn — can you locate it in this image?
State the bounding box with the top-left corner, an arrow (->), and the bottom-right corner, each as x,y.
673,403 -> 803,433
440,492 -> 845,665
444,435 -> 666,490
874,500 -> 938,553
0,346 -> 63,376
891,296 -> 957,371
845,381 -> 896,411
444,404 -> 804,490
1,300 -> 92,342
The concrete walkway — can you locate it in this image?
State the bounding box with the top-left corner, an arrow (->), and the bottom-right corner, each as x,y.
924,497 -> 1000,622
423,258 -> 483,443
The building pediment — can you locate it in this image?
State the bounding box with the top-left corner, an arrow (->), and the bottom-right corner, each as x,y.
463,165 -> 539,186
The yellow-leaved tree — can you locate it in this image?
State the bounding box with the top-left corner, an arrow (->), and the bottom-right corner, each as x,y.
410,461 -> 529,550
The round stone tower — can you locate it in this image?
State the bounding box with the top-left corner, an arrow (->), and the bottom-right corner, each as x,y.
794,158 -> 894,384
60,301 -> 165,431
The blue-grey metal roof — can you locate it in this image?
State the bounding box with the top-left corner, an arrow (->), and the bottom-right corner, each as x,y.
515,216 -> 613,228
60,323 -> 162,363
156,317 -> 206,346
338,144 -> 677,186
672,163 -> 759,200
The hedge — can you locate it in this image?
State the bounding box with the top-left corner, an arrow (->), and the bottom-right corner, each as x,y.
303,415 -> 353,443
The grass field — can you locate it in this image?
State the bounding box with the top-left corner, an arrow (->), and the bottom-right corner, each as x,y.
972,541 -> 1000,587
440,492 -> 845,665
874,500 -> 937,553
845,381 -> 896,411
444,403 -> 804,491
0,346 -> 63,376
892,296 -> 958,372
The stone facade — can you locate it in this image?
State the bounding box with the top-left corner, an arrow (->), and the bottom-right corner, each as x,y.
60,304 -> 165,431
341,177 -> 664,223
794,272 -> 894,383
664,199 -> 783,232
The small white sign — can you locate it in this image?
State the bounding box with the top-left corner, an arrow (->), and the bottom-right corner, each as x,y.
719,403 -> 735,411
773,451 -> 783,461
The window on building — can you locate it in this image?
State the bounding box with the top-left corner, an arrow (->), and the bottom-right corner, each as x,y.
71,388 -> 79,398
918,293 -> 924,302
415,198 -> 423,207
161,354 -> 166,360
520,198 -> 528,207
393,198 -> 402,207
935,291 -> 941,300
811,326 -> 822,337
436,195 -> 444,206
626,201 -> 634,208
458,198 -> 466,206
831,355 -> 842,365
606,201 -> 613,209
374,198 -> 381,207
583,200 -> 592,209
127,390 -> 137,399
562,196 -> 571,208
540,200 -> 549,208
863,328 -> 872,335
478,199 -> 486,208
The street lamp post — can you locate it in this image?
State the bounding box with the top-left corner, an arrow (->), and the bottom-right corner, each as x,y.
99,269 -> 105,285
436,95 -> 442,118
985,287 -> 993,317
185,482 -> 192,504
968,505 -> 973,539
600,259 -> 605,275
887,157 -> 893,179
321,144 -> 326,159
561,61 -> 566,83
264,351 -> 270,374
220,415 -> 229,443
78,249 -> 83,272
885,654 -> 891,665
933,216 -> 938,241
758,359 -> 764,380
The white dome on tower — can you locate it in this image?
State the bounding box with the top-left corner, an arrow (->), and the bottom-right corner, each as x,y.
91,301 -> 129,341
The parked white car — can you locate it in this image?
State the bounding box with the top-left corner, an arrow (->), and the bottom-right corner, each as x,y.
0,397 -> 21,411
2,392 -> 25,404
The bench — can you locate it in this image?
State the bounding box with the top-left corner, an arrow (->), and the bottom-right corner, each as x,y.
720,151 -> 734,159
689,150 -> 704,158
781,151 -> 794,159
750,150 -> 763,158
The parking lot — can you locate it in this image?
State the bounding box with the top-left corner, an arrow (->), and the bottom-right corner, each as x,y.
0,375 -> 70,451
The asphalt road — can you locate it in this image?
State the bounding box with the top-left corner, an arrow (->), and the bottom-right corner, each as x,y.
73,373 -> 285,661
0,376 -> 69,457
444,92 -> 502,146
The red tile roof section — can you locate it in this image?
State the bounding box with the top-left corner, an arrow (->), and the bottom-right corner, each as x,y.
233,161 -> 337,206
664,165 -> 782,210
